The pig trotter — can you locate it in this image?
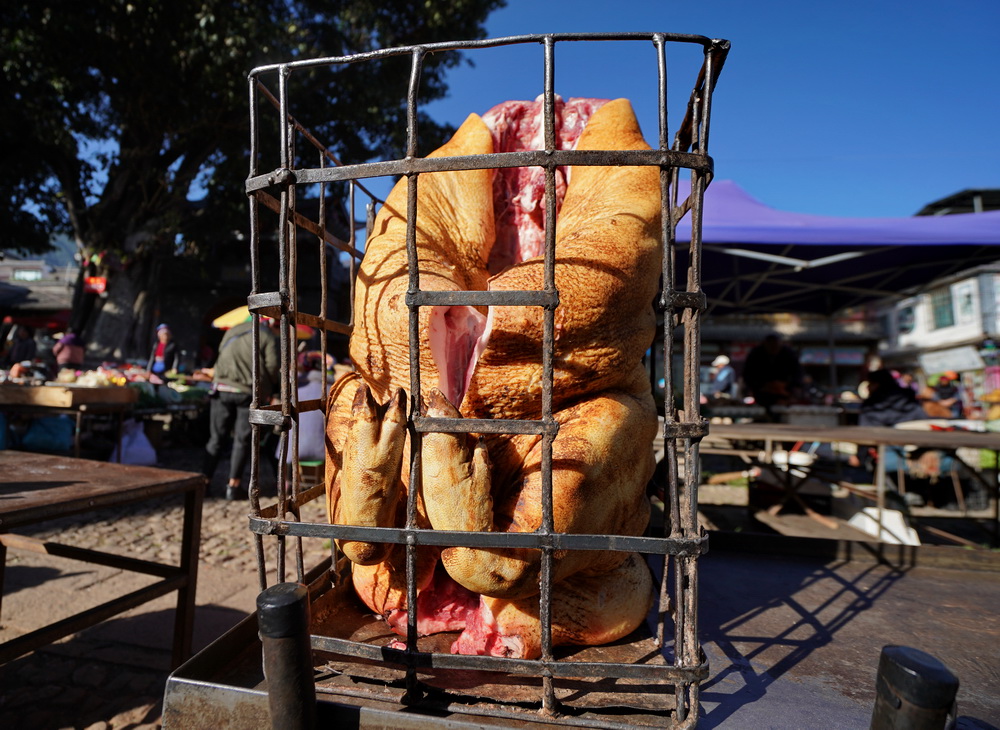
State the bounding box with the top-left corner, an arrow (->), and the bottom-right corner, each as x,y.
421,389 -> 540,599
340,385 -> 407,565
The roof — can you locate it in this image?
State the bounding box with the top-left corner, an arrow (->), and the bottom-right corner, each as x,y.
916,188 -> 1000,216
674,180 -> 1000,316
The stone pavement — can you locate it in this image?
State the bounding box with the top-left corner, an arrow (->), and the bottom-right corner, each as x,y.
0,444 -> 329,730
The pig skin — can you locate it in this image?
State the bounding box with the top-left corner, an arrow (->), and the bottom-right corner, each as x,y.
325,98 -> 659,658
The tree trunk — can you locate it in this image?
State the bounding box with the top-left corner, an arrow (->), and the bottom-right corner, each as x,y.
85,256 -> 162,364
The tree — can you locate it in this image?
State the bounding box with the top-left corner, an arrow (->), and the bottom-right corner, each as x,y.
1,0 -> 505,360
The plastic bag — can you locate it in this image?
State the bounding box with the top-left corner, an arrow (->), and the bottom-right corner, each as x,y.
111,418 -> 158,466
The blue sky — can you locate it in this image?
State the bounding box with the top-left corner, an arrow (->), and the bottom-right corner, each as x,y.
415,0 -> 1000,218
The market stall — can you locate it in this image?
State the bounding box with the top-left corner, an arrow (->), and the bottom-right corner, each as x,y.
0,366 -> 210,462
0,381 -> 137,459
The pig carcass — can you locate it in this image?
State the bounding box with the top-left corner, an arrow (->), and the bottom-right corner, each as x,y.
324,96 -> 662,659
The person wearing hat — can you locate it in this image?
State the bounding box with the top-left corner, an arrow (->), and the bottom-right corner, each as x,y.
709,354 -> 738,399
147,323 -> 177,375
931,371 -> 964,419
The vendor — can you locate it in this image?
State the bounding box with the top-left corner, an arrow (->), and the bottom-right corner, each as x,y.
147,323 -> 177,376
930,371 -> 964,419
52,329 -> 86,370
855,369 -> 951,508
742,333 -> 803,415
3,325 -> 37,368
858,369 -> 928,429
708,355 -> 738,399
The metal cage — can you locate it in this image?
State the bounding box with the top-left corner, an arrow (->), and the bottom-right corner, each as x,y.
243,32 -> 728,728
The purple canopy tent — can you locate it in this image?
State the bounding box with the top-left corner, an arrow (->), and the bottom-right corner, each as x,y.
674,180 -> 1000,315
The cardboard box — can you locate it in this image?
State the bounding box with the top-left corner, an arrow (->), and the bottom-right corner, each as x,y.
0,384 -> 138,408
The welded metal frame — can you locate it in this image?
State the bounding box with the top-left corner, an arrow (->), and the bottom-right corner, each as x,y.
244,32 -> 728,728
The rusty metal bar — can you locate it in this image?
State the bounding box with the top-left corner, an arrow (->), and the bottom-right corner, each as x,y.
248,148 -> 713,192
250,518 -> 708,555
248,31 -> 722,76
403,46 -> 426,703
247,72 -> 269,594
253,78 -> 385,209
310,634 -> 710,682
538,34 -> 560,717
413,414 -> 555,436
405,289 -> 555,307
254,189 -> 361,261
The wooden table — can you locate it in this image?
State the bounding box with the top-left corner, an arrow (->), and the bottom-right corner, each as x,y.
703,422 -> 1000,540
0,383 -> 140,460
0,451 -> 205,667
707,422 -> 1000,452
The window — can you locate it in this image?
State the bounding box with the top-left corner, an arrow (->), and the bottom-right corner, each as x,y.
13,268 -> 42,282
956,282 -> 975,325
897,306 -> 915,334
930,288 -> 955,329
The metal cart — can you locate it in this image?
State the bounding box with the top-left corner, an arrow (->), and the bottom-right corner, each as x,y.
164,32 -> 728,728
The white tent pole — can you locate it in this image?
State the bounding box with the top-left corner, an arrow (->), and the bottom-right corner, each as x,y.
826,297 -> 839,395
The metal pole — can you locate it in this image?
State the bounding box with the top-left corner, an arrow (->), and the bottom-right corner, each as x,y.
870,645 -> 958,730
258,583 -> 317,730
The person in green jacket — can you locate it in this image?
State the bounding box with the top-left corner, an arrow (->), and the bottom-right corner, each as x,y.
202,316 -> 281,500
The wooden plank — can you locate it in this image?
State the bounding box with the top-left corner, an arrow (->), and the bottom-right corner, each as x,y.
708,421 -> 1000,451
0,451 -> 203,528
0,384 -> 138,407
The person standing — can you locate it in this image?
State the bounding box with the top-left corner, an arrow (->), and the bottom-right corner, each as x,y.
52,329 -> 86,370
277,351 -> 328,469
4,325 -> 37,368
202,316 -> 281,500
931,371 -> 965,419
855,368 -> 937,506
741,333 -> 803,415
147,323 -> 177,376
709,354 -> 738,399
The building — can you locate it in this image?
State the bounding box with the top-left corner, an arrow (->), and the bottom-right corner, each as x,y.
0,258 -> 76,332
871,187 -> 1000,406
876,264 -> 1000,404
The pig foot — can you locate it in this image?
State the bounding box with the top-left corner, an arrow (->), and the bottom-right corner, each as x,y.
340,384 -> 407,565
420,389 -> 494,534
421,390 -> 539,598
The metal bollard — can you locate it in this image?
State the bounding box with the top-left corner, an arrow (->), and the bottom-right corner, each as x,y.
870,645 -> 959,730
258,583 -> 317,730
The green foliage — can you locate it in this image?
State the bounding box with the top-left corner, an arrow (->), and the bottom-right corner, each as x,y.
0,0 -> 505,258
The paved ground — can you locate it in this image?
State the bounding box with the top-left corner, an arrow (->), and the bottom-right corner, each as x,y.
2,439 -> 1000,729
